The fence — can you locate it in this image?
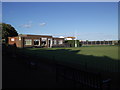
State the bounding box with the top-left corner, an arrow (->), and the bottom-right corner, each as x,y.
15,52 -> 112,89
10,47 -> 112,89
56,64 -> 111,89
24,59 -> 112,89
81,40 -> 118,46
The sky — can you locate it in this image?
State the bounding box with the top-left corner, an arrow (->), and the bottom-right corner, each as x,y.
1,0 -> 120,2
2,2 -> 118,41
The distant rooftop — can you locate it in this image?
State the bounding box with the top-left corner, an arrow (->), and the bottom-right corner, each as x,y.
18,34 -> 52,37
65,37 -> 76,38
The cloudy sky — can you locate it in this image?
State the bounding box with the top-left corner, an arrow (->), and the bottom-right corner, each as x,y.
2,2 -> 118,40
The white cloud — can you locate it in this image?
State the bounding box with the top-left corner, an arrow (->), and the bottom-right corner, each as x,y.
20,24 -> 32,28
19,21 -> 32,28
39,22 -> 47,27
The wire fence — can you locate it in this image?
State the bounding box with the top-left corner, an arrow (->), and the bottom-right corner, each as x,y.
56,63 -> 111,89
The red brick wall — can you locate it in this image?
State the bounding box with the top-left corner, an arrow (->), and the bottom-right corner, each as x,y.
8,35 -> 65,48
8,37 -> 17,45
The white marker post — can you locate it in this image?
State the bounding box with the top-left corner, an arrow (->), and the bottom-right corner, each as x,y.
75,36 -> 77,47
74,31 -> 78,47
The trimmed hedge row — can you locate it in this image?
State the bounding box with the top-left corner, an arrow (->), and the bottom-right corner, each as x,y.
64,40 -> 82,47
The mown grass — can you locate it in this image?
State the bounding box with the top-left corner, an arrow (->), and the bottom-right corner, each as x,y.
18,45 -> 119,72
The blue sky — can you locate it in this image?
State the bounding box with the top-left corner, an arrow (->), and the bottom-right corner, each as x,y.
2,2 -> 118,40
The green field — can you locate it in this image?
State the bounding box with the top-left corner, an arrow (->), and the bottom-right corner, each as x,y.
19,46 -> 120,72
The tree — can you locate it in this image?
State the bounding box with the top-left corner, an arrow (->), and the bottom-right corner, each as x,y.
1,23 -> 18,43
64,40 -> 82,47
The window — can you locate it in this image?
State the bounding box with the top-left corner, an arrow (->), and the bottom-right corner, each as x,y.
58,40 -> 63,44
41,38 -> 47,46
25,39 -> 32,45
56,40 -> 59,45
34,39 -> 40,46
11,38 -> 15,41
53,40 -> 56,45
41,41 -> 46,46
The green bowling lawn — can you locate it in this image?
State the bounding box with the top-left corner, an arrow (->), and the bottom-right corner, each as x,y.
19,45 -> 120,72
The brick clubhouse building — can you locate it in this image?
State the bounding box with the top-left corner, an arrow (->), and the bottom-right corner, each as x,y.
8,34 -> 64,48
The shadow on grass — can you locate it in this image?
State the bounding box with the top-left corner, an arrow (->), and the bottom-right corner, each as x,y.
22,47 -> 120,72
2,44 -> 120,89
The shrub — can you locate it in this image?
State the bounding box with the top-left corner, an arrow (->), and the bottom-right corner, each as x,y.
64,40 -> 82,47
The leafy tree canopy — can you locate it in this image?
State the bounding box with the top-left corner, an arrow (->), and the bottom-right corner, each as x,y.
1,23 -> 18,42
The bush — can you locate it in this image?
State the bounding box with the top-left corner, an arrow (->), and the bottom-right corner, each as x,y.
64,40 -> 82,47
